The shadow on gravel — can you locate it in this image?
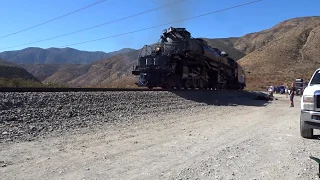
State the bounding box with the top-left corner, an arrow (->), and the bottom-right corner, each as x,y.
311,135 -> 320,141
171,90 -> 272,107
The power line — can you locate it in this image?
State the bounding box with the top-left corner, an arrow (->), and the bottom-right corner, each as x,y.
58,0 -> 263,48
0,0 -> 186,51
0,0 -> 108,39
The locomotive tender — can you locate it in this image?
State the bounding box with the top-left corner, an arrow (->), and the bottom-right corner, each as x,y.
132,27 -> 246,90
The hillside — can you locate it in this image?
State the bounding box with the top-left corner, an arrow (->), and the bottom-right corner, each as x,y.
236,16 -> 320,89
19,64 -> 64,81
43,64 -> 91,86
0,58 -> 44,87
19,64 -> 90,82
0,47 -> 136,64
67,50 -> 139,87
0,58 -> 16,66
0,60 -> 38,81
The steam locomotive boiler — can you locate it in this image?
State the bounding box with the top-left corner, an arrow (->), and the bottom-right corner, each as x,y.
132,27 -> 246,90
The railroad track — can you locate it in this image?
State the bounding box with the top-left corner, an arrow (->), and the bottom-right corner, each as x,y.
0,87 -> 243,92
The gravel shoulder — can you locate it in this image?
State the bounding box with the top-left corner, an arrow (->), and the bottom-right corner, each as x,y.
1,92 -> 320,180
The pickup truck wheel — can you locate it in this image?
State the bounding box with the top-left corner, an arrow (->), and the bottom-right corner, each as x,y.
300,120 -> 313,138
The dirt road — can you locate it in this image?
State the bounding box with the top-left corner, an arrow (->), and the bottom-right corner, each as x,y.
1,93 -> 319,180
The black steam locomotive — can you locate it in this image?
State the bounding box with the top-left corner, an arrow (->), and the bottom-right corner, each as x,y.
132,27 -> 246,90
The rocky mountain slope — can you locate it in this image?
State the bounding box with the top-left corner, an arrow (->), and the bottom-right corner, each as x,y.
236,16 -> 320,89
42,64 -> 91,86
0,58 -> 16,66
18,64 -> 66,81
3,47 -> 136,82
0,59 -> 38,81
66,50 -> 139,88
0,47 -> 135,64
19,64 -> 93,83
0,58 -> 41,87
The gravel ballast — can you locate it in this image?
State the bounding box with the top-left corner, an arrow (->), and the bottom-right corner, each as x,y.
0,90 -> 269,143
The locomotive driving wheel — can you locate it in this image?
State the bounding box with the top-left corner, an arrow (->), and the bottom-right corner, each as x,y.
199,79 -> 204,89
200,68 -> 209,90
175,80 -> 183,89
183,78 -> 192,89
204,79 -> 209,89
191,78 -> 199,89
162,80 -> 174,89
174,75 -> 183,89
219,83 -> 225,90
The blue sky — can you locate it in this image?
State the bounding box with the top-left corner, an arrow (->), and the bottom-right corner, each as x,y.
0,0 -> 319,53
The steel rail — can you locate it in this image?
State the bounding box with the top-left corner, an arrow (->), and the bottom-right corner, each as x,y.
0,87 -> 244,92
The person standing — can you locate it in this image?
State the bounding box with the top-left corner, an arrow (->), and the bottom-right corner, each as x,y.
289,82 -> 296,107
268,85 -> 274,98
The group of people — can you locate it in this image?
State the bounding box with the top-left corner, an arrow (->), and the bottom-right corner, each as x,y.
267,82 -> 296,107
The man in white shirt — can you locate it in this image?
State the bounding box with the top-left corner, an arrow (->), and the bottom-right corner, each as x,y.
268,85 -> 274,97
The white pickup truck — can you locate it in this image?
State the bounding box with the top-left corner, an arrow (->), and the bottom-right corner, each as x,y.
300,68 -> 320,138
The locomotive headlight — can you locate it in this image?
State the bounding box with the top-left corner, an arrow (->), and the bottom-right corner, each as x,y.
155,46 -> 161,52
